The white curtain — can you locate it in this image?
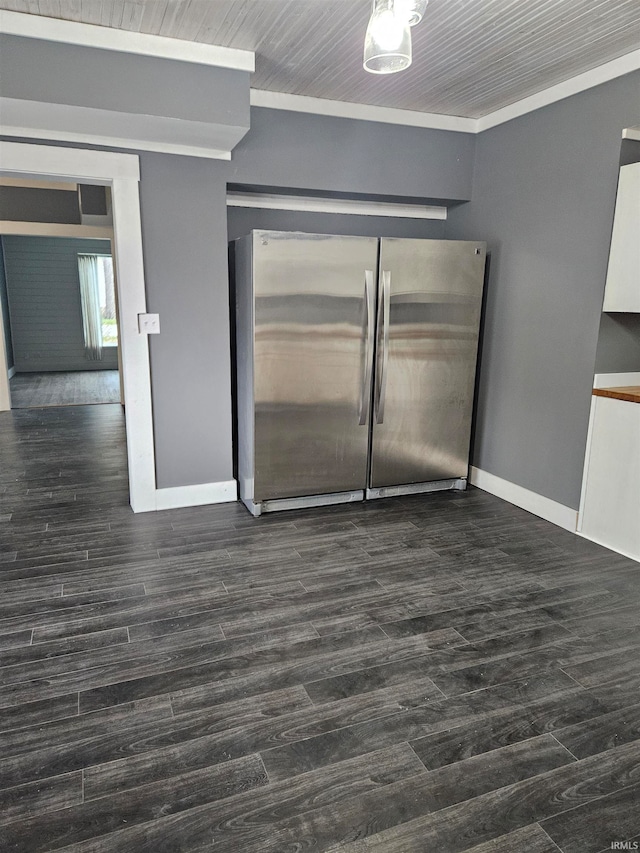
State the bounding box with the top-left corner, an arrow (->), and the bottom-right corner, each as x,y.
78,255 -> 103,360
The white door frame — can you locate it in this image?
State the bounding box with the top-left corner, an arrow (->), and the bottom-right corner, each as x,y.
0,141 -> 156,512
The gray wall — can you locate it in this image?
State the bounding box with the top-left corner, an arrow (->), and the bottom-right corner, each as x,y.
0,187 -> 80,223
138,155 -> 233,489
2,236 -> 117,372
229,107 -> 475,204
446,70 -> 640,510
139,113 -> 475,489
227,207 -> 446,242
0,237 -> 13,371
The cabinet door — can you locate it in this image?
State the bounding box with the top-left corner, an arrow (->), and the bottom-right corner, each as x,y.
252,231 -> 378,501
603,162 -> 640,312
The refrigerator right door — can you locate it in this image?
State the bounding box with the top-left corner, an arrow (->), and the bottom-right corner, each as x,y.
369,239 -> 487,490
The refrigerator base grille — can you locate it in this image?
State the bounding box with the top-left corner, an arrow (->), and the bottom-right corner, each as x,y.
243,490 -> 365,518
366,478 -> 467,500
242,479 -> 467,516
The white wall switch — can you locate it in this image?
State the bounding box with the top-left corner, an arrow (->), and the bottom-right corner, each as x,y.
138,313 -> 160,334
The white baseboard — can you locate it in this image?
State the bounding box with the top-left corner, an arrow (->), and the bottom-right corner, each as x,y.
154,479 -> 237,511
7,366 -> 15,379
469,466 -> 578,532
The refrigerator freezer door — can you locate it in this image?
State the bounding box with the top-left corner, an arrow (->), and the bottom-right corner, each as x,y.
251,231 -> 378,502
370,239 -> 486,489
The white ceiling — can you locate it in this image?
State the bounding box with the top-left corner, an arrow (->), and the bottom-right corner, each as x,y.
1,0 -> 639,119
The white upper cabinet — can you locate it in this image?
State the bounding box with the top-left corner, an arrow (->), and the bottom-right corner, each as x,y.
602,162 -> 640,312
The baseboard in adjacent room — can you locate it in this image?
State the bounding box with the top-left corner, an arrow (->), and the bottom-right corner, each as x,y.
154,479 -> 238,511
469,466 -> 578,532
7,367 -> 15,379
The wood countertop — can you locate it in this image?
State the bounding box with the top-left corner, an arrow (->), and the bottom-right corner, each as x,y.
592,385 -> 640,404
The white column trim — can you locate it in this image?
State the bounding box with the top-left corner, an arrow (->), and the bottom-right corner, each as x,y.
110,176 -> 156,512
469,466 -> 578,532
0,299 -> 10,411
155,480 -> 238,511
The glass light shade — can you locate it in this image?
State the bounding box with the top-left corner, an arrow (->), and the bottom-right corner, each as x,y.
363,0 -> 412,74
397,0 -> 429,26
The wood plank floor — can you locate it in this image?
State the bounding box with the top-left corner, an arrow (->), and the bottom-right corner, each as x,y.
1,404 -> 639,852
9,371 -> 120,409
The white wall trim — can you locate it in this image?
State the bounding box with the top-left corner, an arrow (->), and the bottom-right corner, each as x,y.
0,295 -> 10,411
1,123 -> 233,161
623,127 -> 640,141
227,191 -> 447,220
593,371 -> 640,389
0,141 -> 156,512
154,480 -> 238,511
1,9 -> 636,137
0,141 -> 140,182
469,466 -> 578,533
0,221 -> 112,239
576,397 -> 597,534
249,89 -> 477,134
477,49 -> 640,132
251,48 -> 640,134
0,9 -> 255,72
7,366 -> 15,379
0,98 -> 236,161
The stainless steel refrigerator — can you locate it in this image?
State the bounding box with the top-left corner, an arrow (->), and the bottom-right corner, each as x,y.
234,231 -> 486,516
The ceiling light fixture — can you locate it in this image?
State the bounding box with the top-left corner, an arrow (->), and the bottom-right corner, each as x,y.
363,0 -> 428,75
397,0 -> 429,27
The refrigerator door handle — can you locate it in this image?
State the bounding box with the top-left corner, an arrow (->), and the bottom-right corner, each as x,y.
359,269 -> 376,425
375,270 -> 391,424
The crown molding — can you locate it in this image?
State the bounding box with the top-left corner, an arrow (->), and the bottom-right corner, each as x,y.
249,90 -> 476,134
252,48 -> 640,134
2,9 -> 637,137
0,9 -> 255,72
477,49 -> 640,132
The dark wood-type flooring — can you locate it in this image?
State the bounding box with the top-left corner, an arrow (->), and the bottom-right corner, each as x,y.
1,404 -> 639,852
9,371 -> 120,409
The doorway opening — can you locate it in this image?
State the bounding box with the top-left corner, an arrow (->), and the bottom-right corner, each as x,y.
2,234 -> 124,410
0,142 -> 156,512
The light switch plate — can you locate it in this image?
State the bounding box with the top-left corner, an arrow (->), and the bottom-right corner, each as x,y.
138,313 -> 160,334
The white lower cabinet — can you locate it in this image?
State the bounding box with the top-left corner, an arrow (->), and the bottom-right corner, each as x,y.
578,377 -> 640,562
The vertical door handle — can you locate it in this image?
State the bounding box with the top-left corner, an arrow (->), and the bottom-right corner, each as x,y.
375,270 -> 391,424
359,270 -> 376,425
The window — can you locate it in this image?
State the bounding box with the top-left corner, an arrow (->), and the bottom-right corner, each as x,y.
77,254 -> 117,359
